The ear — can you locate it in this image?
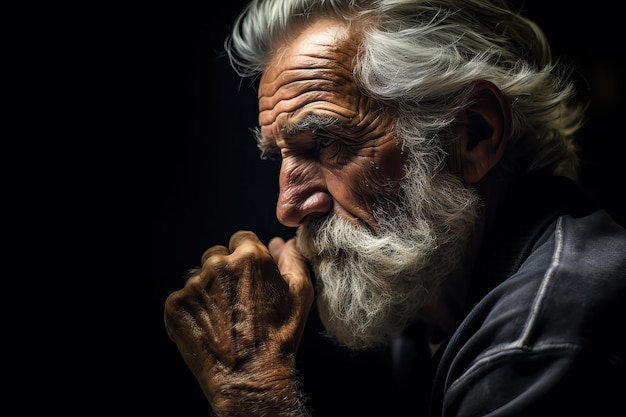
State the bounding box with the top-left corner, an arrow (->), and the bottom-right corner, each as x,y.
455,80 -> 510,183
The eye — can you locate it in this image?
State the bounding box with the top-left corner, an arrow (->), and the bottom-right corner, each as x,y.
318,136 -> 336,148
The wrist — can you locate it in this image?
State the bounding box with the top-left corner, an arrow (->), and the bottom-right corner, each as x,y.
206,367 -> 310,417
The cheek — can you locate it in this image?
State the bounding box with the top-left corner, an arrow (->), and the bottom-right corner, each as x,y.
360,142 -> 409,208
328,148 -> 408,216
346,139 -> 408,203
375,138 -> 409,181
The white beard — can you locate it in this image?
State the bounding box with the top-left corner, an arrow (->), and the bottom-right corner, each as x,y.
295,158 -> 479,350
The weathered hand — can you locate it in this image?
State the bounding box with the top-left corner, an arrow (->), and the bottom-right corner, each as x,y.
164,230 -> 314,416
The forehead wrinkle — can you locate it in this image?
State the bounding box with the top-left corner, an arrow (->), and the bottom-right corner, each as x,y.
258,56 -> 354,109
258,71 -> 334,116
258,62 -> 360,127
259,20 -> 358,99
258,20 -> 365,144
260,95 -> 358,128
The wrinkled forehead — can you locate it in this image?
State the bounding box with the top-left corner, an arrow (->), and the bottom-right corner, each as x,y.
259,18 -> 360,99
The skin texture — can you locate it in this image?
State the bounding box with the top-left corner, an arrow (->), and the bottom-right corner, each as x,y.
258,19 -> 409,231
163,18 -> 508,416
164,231 -> 313,414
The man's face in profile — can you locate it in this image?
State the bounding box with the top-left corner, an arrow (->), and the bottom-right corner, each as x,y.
257,18 -> 479,349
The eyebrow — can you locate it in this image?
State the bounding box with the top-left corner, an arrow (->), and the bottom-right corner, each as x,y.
255,114 -> 344,157
253,127 -> 278,158
282,114 -> 342,136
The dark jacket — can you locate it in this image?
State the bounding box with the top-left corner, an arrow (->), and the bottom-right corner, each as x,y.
430,176 -> 626,416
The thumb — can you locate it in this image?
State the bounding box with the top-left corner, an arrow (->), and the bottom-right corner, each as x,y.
269,237 -> 313,296
269,236 -> 314,341
269,237 -> 307,277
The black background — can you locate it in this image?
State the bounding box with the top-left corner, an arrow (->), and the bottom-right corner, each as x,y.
17,1 -> 622,415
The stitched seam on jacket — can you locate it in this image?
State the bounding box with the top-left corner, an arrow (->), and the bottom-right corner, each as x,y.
518,216 -> 564,348
449,341 -> 582,389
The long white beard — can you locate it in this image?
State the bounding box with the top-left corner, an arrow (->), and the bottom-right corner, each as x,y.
295,160 -> 479,350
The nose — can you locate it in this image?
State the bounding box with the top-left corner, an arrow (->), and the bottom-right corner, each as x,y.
276,159 -> 333,227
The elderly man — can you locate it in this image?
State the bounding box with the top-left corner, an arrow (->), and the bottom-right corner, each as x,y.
164,1 -> 626,415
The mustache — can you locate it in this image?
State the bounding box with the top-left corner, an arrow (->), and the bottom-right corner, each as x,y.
296,214 -> 374,258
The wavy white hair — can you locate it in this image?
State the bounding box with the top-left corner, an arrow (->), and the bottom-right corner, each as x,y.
225,0 -> 583,180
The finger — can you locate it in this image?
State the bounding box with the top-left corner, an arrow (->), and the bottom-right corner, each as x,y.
277,238 -> 314,352
269,236 -> 312,302
272,238 -> 309,281
274,237 -> 314,309
268,236 -> 286,260
228,230 -> 264,252
201,245 -> 229,264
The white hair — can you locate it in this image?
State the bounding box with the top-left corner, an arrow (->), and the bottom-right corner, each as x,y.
225,0 -> 583,180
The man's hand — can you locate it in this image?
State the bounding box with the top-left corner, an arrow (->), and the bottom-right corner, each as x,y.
164,231 -> 314,416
